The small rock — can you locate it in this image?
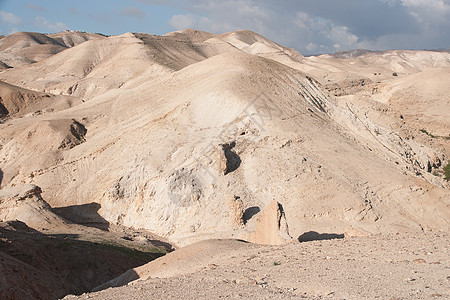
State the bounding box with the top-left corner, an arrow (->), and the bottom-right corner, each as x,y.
412,258 -> 426,264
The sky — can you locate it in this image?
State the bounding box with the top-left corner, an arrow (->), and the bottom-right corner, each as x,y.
0,0 -> 449,55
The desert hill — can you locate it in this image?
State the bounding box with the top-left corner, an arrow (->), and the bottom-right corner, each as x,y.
0,28 -> 449,299
0,31 -> 105,68
1,29 -> 448,247
0,29 -> 303,100
0,80 -> 83,121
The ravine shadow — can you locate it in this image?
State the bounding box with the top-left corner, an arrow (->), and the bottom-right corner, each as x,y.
52,202 -> 110,231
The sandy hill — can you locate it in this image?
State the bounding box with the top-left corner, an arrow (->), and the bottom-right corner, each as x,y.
0,28 -> 449,299
0,31 -> 233,99
0,80 -> 83,120
0,29 -> 448,248
0,219 -> 166,300
0,29 -> 304,101
48,31 -> 107,47
0,31 -> 105,68
300,49 -> 450,83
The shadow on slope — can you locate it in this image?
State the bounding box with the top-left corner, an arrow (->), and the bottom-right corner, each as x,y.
298,231 -> 344,242
0,220 -> 165,300
243,206 -> 260,224
52,202 -> 109,231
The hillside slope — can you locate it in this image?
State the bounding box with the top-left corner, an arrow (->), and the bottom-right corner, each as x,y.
0,31 -> 105,68
0,29 -> 448,248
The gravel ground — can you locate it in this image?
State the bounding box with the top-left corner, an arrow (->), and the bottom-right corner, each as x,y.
65,232 -> 449,299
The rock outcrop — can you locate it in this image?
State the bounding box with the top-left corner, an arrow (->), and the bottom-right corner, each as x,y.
228,195 -> 244,228
216,142 -> 241,175
0,184 -> 67,229
249,200 -> 292,245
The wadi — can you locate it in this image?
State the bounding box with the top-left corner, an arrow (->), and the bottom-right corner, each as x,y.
0,29 -> 448,299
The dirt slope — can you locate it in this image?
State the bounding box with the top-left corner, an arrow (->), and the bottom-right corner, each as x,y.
0,220 -> 166,300
0,80 -> 83,121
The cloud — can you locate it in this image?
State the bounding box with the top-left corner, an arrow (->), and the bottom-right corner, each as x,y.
25,3 -> 45,12
120,6 -> 146,19
400,0 -> 450,22
168,1 -> 274,37
0,10 -> 22,25
34,17 -> 69,32
293,11 -> 359,52
164,0 -> 450,54
169,14 -> 196,30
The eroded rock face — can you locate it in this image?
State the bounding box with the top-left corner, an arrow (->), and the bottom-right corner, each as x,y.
0,184 -> 43,201
0,184 -> 66,229
0,220 -> 165,300
167,169 -> 202,207
228,195 -> 244,228
58,120 -> 87,150
0,97 -> 8,118
249,200 -> 292,245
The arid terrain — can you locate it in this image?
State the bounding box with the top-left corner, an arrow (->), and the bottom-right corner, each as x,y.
0,29 -> 449,299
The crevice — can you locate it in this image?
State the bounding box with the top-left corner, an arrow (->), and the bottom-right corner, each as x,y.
217,141 -> 241,175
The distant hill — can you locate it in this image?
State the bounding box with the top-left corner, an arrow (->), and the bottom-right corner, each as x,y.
0,31 -> 106,68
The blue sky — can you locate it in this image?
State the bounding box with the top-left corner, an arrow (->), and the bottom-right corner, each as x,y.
0,0 -> 180,36
0,0 -> 449,55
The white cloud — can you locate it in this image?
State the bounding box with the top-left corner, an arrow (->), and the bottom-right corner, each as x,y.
34,17 -> 69,32
294,11 -> 359,51
401,0 -> 450,17
167,1 -> 363,54
0,10 -> 22,25
401,0 -> 449,10
169,13 -> 238,33
380,0 -> 450,11
181,0 -> 272,34
169,14 -> 196,30
164,0 -> 450,54
328,25 -> 358,48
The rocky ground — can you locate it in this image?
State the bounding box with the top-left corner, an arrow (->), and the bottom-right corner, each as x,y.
65,232 -> 449,299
